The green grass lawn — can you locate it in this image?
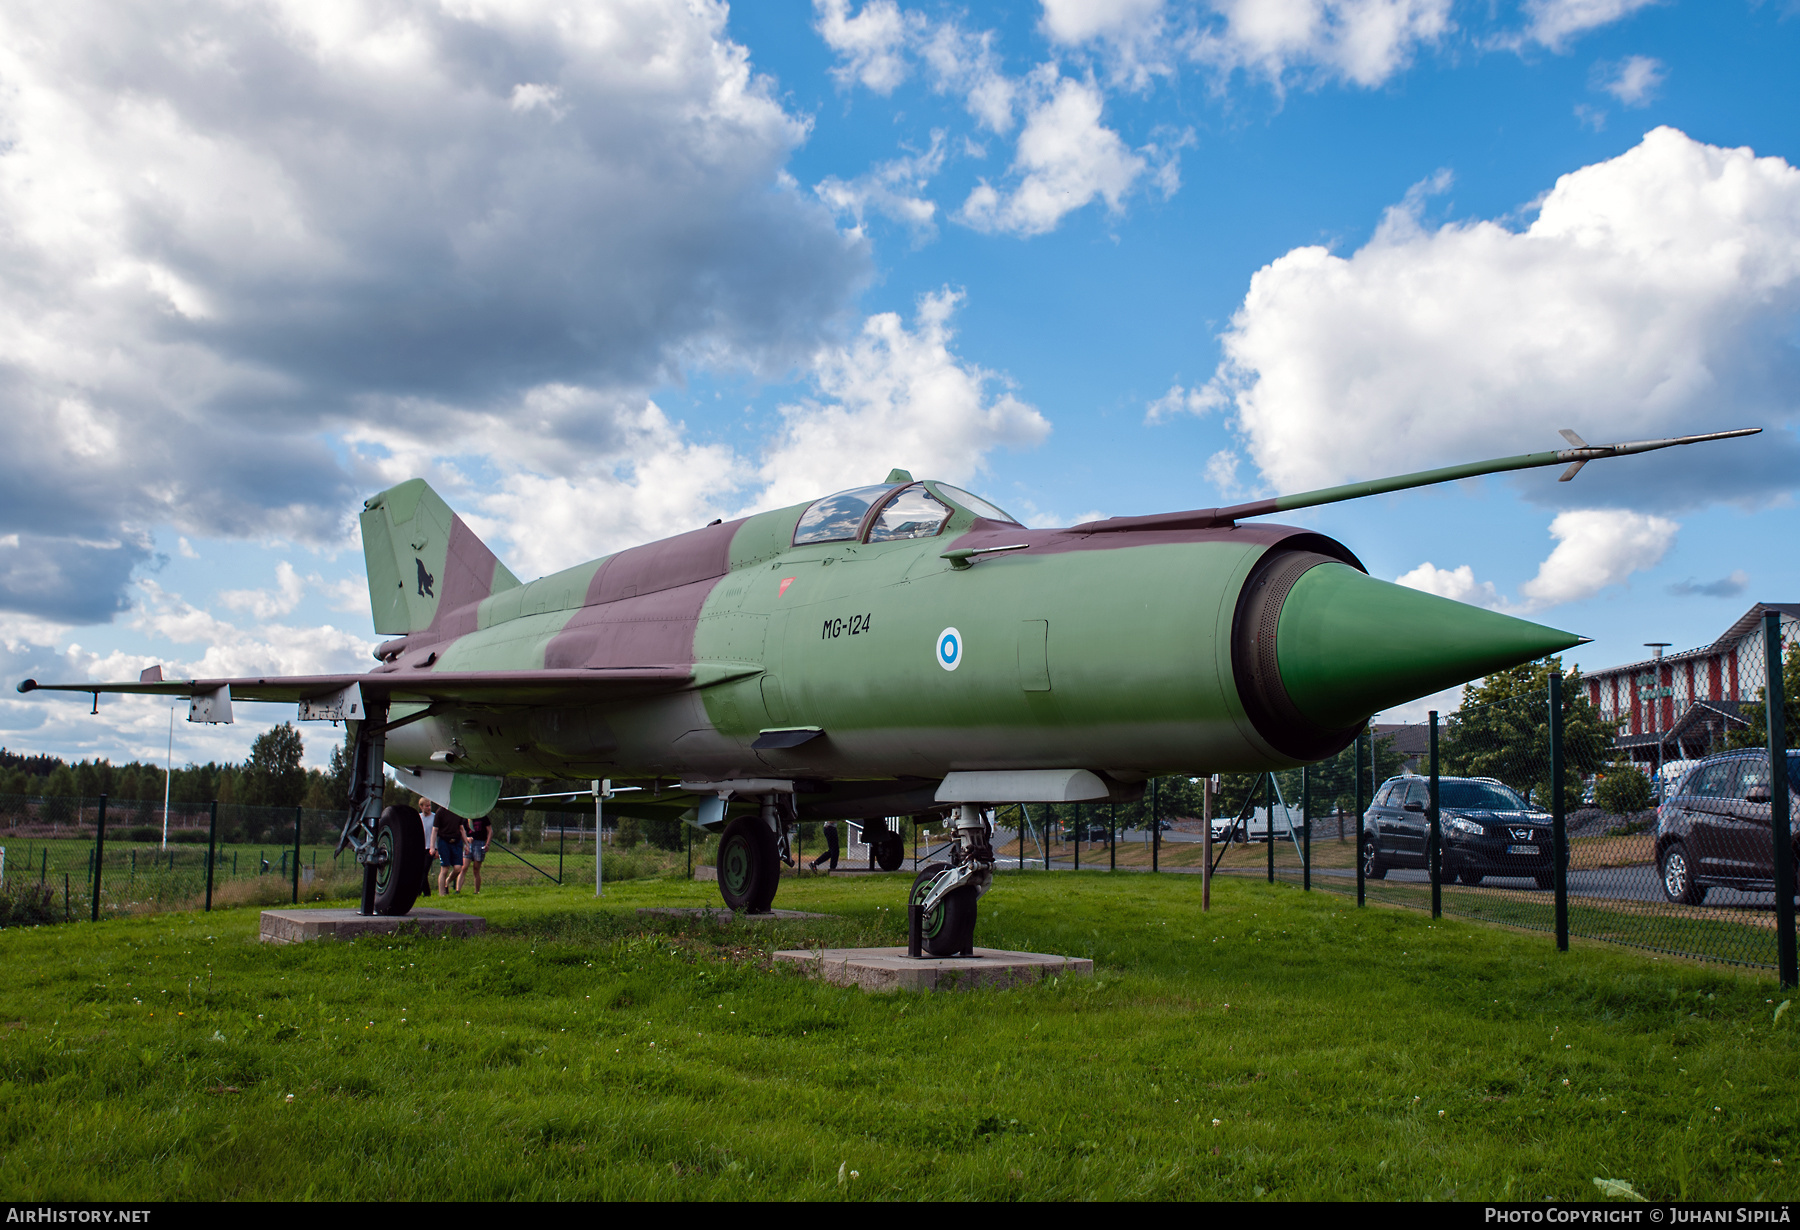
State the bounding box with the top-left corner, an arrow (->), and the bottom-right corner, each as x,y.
0,871 -> 1795,1201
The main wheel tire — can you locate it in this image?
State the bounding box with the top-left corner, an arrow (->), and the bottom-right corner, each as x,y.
1457,868 -> 1484,886
875,836 -> 906,872
1659,842 -> 1706,905
910,862 -> 977,956
718,815 -> 780,913
373,804 -> 425,916
1361,838 -> 1388,880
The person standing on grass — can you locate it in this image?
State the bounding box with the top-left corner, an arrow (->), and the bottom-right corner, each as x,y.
809,819 -> 839,872
464,811 -> 491,893
416,799 -> 435,898
433,806 -> 466,895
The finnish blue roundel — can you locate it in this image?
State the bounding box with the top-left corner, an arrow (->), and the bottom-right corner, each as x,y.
935,627 -> 963,672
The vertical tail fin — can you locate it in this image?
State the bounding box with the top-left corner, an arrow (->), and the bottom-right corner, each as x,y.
361,479 -> 520,636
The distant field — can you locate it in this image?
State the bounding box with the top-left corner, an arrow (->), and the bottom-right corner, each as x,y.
0,872 -> 1795,1201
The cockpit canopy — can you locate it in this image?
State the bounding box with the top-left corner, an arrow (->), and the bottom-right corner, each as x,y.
792,481 -> 1019,546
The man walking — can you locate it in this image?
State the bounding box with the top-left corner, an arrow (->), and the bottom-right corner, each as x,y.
433,806 -> 466,895
809,819 -> 840,872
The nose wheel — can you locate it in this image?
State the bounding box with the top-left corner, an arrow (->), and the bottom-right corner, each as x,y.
717,814 -> 780,913
909,862 -> 977,956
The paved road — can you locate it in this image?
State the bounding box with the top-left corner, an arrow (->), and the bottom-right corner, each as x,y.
1310,863 -> 1786,908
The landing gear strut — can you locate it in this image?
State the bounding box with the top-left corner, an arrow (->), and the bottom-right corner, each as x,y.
334,698 -> 424,917
907,804 -> 994,957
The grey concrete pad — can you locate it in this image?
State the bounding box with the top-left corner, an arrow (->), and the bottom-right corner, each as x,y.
692,865 -> 717,881
773,946 -> 1093,992
259,907 -> 487,944
637,907 -> 836,921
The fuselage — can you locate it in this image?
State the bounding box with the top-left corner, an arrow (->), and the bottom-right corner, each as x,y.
380,481 -> 1356,787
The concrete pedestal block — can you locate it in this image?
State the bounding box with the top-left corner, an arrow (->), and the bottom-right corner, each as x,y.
636,907 -> 835,921
772,946 -> 1092,992
259,907 -> 487,944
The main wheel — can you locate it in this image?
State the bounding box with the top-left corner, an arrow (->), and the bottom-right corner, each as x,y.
718,815 -> 780,913
373,805 -> 425,916
875,836 -> 906,872
909,862 -> 977,956
1659,842 -> 1706,905
1361,837 -> 1388,880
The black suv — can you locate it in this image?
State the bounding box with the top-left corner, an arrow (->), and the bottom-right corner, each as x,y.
1362,775 -> 1555,888
1654,750 -> 1800,905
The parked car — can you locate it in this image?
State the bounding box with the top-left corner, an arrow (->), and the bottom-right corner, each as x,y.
1654,750 -> 1800,905
1361,775 -> 1555,888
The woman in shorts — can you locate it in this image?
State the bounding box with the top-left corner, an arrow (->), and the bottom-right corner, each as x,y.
464,812 -> 491,893
434,807 -> 466,895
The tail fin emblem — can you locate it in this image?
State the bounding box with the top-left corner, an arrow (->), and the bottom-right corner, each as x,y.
415,558 -> 435,597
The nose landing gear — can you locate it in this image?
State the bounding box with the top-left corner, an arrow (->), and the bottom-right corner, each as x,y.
907,804 -> 994,957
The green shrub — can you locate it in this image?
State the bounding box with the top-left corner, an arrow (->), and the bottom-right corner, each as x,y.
522,810 -> 544,852
1595,766 -> 1652,815
615,816 -> 641,849
0,882 -> 58,927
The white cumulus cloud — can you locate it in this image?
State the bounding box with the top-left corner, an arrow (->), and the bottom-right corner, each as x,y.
759,289 -> 1052,509
1518,508 -> 1678,611
0,0 -> 865,622
1191,0 -> 1455,90
1522,0 -> 1661,52
1395,562 -> 1508,610
1396,508 -> 1678,616
959,70 -> 1174,237
1594,54 -> 1665,106
1198,128 -> 1800,510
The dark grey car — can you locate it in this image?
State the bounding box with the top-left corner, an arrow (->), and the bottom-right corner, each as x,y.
1654,750 -> 1800,905
1362,775 -> 1556,888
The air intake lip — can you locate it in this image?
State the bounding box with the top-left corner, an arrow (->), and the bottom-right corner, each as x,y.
1230,549 -> 1364,762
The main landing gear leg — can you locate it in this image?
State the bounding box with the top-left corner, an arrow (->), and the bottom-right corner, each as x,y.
333,699 -> 423,917
908,804 -> 994,957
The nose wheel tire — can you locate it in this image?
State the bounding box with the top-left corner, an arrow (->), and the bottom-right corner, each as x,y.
910,862 -> 977,956
373,805 -> 425,916
718,815 -> 780,913
874,836 -> 906,872
1659,842 -> 1706,905
1361,838 -> 1388,880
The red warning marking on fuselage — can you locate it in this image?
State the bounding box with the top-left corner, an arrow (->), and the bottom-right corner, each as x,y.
778,577 -> 795,597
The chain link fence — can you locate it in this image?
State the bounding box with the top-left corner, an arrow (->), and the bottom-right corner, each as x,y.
1250,611 -> 1798,981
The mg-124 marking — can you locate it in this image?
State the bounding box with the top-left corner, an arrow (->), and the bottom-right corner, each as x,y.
822,613 -> 874,640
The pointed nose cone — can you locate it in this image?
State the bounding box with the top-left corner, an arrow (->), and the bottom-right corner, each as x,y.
1276,562 -> 1582,731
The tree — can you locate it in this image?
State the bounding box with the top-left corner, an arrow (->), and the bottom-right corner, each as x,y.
245,723 -> 307,807
1728,638 -> 1799,752
1594,762 -> 1652,814
1444,657 -> 1615,807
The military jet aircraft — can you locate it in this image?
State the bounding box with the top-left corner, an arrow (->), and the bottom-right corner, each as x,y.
17,427 -> 1757,953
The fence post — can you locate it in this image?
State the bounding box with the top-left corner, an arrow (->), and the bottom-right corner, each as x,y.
292,806 -> 302,904
1151,784 -> 1159,873
1047,802 -> 1055,871
1302,765 -> 1311,891
1110,803 -> 1116,872
204,800 -> 218,912
1429,711 -> 1441,920
1551,671 -> 1569,953
91,794 -> 108,922
1764,611 -> 1797,990
1074,803 -> 1080,872
1266,773 -> 1274,884
1357,727 -> 1368,907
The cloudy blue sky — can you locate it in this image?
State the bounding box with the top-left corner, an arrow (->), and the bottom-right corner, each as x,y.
2,0 -> 1796,769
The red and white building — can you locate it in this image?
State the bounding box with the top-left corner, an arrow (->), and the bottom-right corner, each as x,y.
1583,602 -> 1799,766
